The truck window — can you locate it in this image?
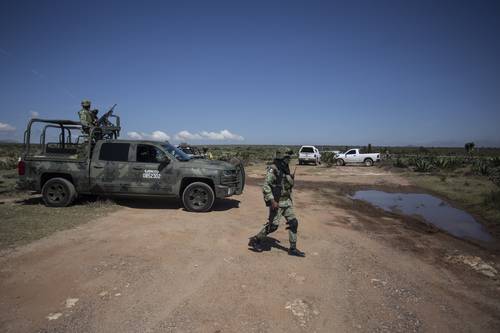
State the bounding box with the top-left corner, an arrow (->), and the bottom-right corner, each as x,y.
346,150 -> 356,155
99,143 -> 130,161
137,144 -> 165,163
301,147 -> 314,153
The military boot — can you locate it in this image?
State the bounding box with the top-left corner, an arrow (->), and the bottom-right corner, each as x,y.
248,236 -> 263,252
288,244 -> 305,257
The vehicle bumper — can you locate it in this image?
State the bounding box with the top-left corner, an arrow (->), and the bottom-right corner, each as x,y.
300,157 -> 317,161
215,185 -> 238,198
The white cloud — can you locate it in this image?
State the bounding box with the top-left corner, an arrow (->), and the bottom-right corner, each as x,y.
127,131 -> 143,139
128,129 -> 243,142
202,129 -> 244,141
0,122 -> 16,132
127,130 -> 170,141
175,130 -> 202,141
29,111 -> 39,118
151,130 -> 170,141
174,129 -> 244,141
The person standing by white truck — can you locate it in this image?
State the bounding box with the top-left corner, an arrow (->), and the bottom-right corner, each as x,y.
335,148 -> 380,166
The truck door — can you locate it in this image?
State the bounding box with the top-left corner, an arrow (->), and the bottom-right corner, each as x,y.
345,150 -> 357,163
129,143 -> 176,195
90,142 -> 132,193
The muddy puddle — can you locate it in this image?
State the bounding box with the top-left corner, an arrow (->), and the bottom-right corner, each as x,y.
351,190 -> 493,242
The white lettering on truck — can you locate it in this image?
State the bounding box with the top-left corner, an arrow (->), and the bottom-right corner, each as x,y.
143,169 -> 161,179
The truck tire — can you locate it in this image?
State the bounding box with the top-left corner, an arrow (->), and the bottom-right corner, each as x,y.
42,177 -> 76,207
364,158 -> 374,167
182,182 -> 215,212
336,159 -> 345,166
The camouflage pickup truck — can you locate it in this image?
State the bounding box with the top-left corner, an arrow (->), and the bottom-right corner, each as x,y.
17,117 -> 244,212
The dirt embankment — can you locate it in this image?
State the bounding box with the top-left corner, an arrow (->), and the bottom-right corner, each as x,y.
0,165 -> 499,332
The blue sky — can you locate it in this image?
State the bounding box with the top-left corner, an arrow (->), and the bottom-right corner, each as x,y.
1,0 -> 499,146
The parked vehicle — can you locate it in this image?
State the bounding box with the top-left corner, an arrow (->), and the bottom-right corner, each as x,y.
335,148 -> 380,166
17,115 -> 244,212
299,145 -> 321,165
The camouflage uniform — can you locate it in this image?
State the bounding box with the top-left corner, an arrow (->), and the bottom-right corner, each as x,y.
249,150 -> 305,257
78,100 -> 97,134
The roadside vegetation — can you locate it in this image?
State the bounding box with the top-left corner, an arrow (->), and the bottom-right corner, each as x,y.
377,148 -> 500,235
0,143 -> 118,250
0,196 -> 117,250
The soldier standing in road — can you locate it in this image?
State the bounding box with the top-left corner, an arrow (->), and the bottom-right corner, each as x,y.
78,100 -> 98,134
248,149 -> 305,257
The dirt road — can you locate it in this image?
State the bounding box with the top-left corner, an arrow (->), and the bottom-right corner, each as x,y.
1,166 -> 499,332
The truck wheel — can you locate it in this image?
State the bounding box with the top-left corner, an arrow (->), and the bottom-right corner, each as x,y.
42,177 -> 76,207
364,158 -> 374,167
182,182 -> 215,212
336,159 -> 345,166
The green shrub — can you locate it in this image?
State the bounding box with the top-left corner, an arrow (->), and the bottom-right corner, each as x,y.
393,158 -> 407,168
472,159 -> 490,176
433,156 -> 462,171
414,158 -> 432,172
407,156 -> 418,167
488,167 -> 500,187
321,152 -> 336,167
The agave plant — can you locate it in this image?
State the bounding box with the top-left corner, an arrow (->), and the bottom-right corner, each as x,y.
488,167 -> 500,187
414,158 -> 432,172
433,157 -> 450,170
433,156 -> 462,170
472,159 -> 490,176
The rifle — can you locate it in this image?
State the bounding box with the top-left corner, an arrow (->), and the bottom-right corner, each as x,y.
97,104 -> 117,127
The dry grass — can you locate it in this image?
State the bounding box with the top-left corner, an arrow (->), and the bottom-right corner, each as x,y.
0,195 -> 118,250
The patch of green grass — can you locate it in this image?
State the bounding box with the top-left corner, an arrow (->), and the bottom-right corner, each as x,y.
403,171 -> 500,225
0,197 -> 118,250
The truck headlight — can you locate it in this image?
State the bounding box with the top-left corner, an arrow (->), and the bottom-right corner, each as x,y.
222,170 -> 235,176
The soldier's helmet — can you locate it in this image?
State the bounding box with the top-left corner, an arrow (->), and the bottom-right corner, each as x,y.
81,100 -> 91,107
275,148 -> 294,160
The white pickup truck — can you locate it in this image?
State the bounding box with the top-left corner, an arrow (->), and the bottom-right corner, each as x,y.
298,145 -> 321,165
335,148 -> 380,166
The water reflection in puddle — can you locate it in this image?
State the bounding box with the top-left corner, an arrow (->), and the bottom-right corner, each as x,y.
352,190 -> 493,242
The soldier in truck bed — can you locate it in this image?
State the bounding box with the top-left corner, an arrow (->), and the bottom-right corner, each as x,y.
248,149 -> 305,257
78,100 -> 98,134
